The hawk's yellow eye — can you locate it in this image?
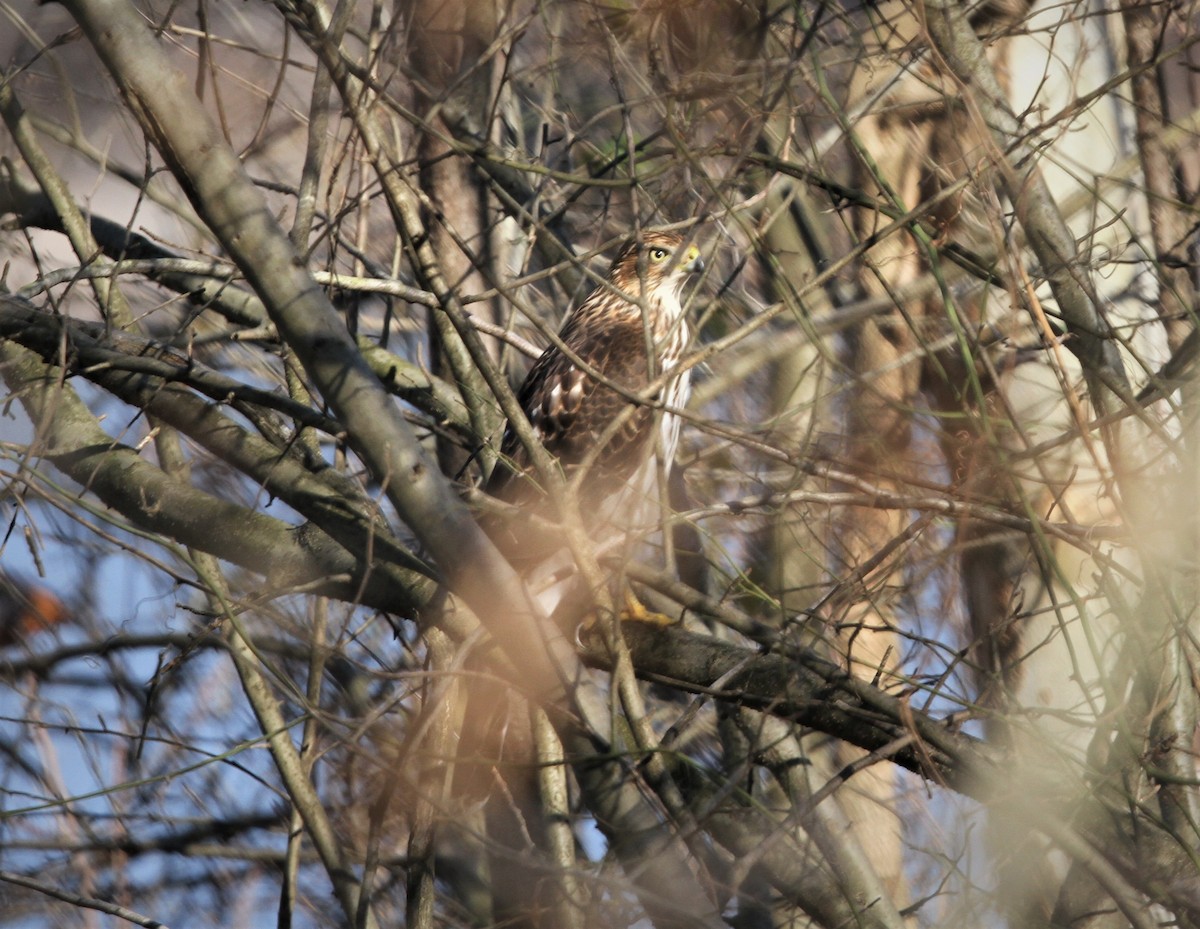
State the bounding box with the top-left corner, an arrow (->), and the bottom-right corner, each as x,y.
648,247 -> 668,262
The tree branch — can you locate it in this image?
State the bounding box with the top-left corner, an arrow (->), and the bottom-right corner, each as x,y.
0,341 -> 422,613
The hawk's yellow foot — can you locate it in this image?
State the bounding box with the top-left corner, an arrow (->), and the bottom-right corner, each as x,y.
577,590 -> 678,646
619,589 -> 677,626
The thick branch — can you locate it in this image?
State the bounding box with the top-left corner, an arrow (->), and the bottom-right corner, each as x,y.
584,621 -> 1001,798
0,342 -> 418,612
1,298 -> 436,602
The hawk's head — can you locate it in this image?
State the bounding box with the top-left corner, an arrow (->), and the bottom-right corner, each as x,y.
606,231 -> 703,302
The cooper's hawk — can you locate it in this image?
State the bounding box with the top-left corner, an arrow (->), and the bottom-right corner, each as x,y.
485,230 -> 703,613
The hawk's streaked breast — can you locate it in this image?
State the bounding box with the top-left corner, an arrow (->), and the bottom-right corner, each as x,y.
487,230 -> 703,551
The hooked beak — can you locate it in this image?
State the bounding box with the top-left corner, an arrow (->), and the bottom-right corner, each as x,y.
680,243 -> 704,274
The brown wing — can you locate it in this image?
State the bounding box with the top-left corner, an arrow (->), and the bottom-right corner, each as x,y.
486,297 -> 656,510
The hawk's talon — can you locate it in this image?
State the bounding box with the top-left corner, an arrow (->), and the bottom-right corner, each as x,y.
577,591 -> 678,644
620,590 -> 678,627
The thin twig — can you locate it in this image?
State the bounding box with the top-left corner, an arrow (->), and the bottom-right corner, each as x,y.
0,869 -> 171,929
